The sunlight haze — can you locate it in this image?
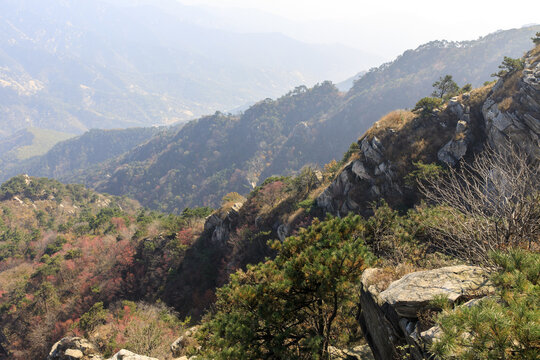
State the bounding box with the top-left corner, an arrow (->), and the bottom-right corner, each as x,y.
178,0 -> 540,59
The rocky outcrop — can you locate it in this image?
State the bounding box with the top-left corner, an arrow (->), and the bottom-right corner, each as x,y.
107,350 -> 157,360
204,201 -> 244,245
47,338 -> 158,360
171,326 -> 200,358
438,95 -> 474,165
47,338 -> 103,360
379,265 -> 493,318
483,48 -> 540,159
317,136 -> 402,217
359,266 -> 494,360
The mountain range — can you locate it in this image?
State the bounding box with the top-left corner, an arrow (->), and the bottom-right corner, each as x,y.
0,17 -> 539,359
1,25 -> 538,213
0,0 -> 381,137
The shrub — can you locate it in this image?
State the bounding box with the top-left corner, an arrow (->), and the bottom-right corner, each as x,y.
460,83 -> 472,93
491,56 -> 525,78
340,142 -> 360,164
198,215 -> 374,359
413,97 -> 443,117
431,249 -> 540,359
532,32 -> 540,45
432,75 -> 459,100
405,162 -> 445,188
77,301 -> 184,359
221,192 -> 246,206
79,302 -> 108,333
420,144 -> 540,264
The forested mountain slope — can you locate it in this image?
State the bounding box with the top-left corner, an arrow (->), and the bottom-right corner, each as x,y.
75,26 -> 540,212
1,38 -> 538,360
0,128 -> 75,167
0,0 -> 375,136
0,127 -> 160,182
4,26 -> 539,214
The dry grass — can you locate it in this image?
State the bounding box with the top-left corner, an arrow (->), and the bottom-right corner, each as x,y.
365,110 -> 416,138
498,96 -> 514,112
363,263 -> 419,293
529,44 -> 540,63
454,131 -> 466,141
410,138 -> 428,159
466,83 -> 495,108
492,70 -> 522,104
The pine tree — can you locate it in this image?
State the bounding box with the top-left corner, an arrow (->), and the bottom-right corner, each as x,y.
198,215 -> 374,359
491,56 -> 525,78
431,75 -> 459,100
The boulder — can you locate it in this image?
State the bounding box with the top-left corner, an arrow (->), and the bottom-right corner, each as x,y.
437,136 -> 468,165
447,97 -> 464,118
359,266 -> 495,360
47,337 -> 103,360
379,265 -> 493,318
48,338 -> 158,360
171,326 -> 200,358
204,202 -> 244,245
107,349 -> 158,360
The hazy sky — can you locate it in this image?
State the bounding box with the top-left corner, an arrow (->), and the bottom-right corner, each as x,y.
178,0 -> 540,59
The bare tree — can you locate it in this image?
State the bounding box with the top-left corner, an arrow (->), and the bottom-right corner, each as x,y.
419,143 -> 540,264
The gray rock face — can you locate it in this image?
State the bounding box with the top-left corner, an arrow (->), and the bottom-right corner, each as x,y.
204,202 -> 244,245
379,265 -> 493,318
107,349 -> 157,360
277,223 -> 289,242
359,266 -> 495,360
438,97 -> 474,166
316,152 -> 399,217
316,161 -> 366,216
483,48 -> 540,159
48,338 -> 159,360
47,337 -> 103,360
447,97 -> 465,119
171,326 -> 199,358
361,137 -> 384,165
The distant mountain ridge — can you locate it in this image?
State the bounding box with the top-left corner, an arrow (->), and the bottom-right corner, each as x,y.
0,127 -> 160,182
0,128 -> 75,166
3,26 -> 539,213
0,0 -> 379,136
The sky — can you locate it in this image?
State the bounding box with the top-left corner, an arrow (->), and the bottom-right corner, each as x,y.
178,0 -> 540,60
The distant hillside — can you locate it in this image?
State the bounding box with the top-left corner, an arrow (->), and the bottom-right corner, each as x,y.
0,0 -> 378,136
0,175 -> 212,359
6,26 -> 540,212
70,83 -> 341,213
0,127 -> 160,182
0,128 -> 74,165
336,70 -> 367,91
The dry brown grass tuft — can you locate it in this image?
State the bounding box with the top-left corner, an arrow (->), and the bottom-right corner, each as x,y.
467,83 -> 495,108
498,96 -> 514,112
365,110 -> 416,138
410,138 -> 428,159
492,70 -> 522,104
530,44 -> 540,62
363,263 -> 419,293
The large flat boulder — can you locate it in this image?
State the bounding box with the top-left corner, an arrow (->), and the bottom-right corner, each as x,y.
379,265 -> 493,318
